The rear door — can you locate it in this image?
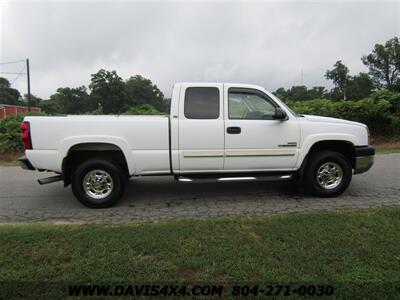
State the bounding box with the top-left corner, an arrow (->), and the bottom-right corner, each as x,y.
178,83 -> 225,173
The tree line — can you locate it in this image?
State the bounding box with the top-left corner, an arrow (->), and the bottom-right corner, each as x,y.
0,70 -> 169,115
275,36 -> 399,101
0,36 -> 399,114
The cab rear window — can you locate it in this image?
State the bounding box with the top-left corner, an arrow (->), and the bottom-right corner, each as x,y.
184,87 -> 220,119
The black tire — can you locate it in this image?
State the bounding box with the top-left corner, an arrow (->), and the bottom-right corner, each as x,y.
305,151 -> 352,197
71,158 -> 126,208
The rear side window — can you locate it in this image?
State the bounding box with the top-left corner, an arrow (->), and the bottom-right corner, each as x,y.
184,87 -> 220,119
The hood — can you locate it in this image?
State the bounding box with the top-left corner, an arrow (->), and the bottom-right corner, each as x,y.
302,115 -> 366,128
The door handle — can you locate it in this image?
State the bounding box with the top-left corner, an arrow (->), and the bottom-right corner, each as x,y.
227,126 -> 241,134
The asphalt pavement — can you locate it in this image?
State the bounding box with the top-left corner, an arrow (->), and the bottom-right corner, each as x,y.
0,154 -> 399,223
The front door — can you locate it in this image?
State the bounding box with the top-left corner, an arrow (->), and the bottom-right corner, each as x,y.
178,83 -> 225,173
223,85 -> 300,171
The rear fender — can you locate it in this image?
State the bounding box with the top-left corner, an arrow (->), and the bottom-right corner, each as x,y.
58,136 -> 135,175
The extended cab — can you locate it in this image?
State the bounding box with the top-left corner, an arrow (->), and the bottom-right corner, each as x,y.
19,83 -> 375,208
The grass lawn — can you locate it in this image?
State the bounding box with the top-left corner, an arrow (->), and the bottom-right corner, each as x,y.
375,147 -> 400,154
0,160 -> 18,167
0,152 -> 22,167
1,208 -> 399,298
373,139 -> 400,154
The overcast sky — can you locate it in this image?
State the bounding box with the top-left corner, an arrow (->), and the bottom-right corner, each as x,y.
1,0 -> 399,99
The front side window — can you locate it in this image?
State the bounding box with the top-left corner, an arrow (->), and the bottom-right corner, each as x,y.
228,89 -> 277,120
184,87 -> 220,119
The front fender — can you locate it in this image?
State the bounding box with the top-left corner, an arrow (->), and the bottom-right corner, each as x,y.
297,133 -> 358,168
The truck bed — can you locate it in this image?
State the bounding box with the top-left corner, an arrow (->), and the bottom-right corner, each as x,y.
24,115 -> 170,175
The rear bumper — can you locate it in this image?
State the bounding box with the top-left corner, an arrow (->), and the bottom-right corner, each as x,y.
18,155 -> 35,170
354,146 -> 375,174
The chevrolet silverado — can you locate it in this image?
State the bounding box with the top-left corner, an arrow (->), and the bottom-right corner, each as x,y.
19,83 -> 375,208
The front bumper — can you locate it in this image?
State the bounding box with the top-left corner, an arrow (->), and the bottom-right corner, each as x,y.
18,155 -> 35,170
354,146 -> 375,174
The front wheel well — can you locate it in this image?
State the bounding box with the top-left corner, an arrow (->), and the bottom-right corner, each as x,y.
62,143 -> 129,186
307,140 -> 356,169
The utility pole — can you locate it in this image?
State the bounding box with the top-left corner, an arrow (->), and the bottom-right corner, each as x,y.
26,58 -> 31,112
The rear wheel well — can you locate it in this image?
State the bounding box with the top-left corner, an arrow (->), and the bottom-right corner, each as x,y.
307,140 -> 355,169
62,143 -> 129,186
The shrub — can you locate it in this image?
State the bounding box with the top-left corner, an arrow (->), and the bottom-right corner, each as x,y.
122,104 -> 164,115
287,92 -> 400,137
0,112 -> 45,153
0,115 -> 24,152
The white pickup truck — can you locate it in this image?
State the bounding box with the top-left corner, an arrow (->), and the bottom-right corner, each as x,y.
19,83 -> 375,208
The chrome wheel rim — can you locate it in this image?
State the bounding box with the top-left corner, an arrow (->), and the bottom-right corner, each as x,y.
316,162 -> 343,190
83,169 -> 114,199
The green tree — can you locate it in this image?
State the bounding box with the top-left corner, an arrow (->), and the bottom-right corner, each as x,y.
122,104 -> 164,115
274,86 -> 327,101
307,86 -> 327,99
287,86 -> 309,101
362,36 -> 400,91
40,99 -> 61,115
125,75 -> 167,112
326,87 -> 343,101
21,94 -> 43,108
164,98 -> 171,113
89,69 -> 127,114
346,73 -> 374,100
0,77 -> 21,105
325,60 -> 350,100
48,86 -> 91,114
274,87 -> 288,100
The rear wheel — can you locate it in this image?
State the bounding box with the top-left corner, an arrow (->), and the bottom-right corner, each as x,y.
305,151 -> 352,197
71,158 -> 126,208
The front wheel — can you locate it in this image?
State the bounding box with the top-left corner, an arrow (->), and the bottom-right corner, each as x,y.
71,158 -> 126,208
305,151 -> 352,197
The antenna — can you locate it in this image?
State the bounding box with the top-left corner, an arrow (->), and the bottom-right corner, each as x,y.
300,69 -> 303,86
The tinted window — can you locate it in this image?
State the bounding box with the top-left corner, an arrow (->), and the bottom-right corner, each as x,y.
184,87 -> 220,119
229,90 -> 276,120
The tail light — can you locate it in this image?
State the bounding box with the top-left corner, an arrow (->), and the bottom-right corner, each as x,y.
21,121 -> 32,150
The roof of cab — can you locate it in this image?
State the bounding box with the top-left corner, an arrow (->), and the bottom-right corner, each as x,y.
173,82 -> 267,91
